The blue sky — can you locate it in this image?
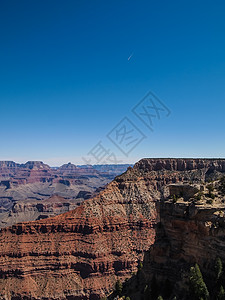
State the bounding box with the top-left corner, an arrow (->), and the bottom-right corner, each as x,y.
0,0 -> 225,166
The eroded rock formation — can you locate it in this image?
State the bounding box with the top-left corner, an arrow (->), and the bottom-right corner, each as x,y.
141,174 -> 225,299
0,158 -> 225,299
0,161 -> 131,228
0,175 -> 158,299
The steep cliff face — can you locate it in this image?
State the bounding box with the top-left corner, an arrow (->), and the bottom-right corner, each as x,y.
0,171 -> 158,300
134,158 -> 225,172
0,158 -> 225,300
142,177 -> 225,299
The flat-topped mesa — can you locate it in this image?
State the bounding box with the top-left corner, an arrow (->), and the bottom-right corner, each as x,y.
0,161 -> 19,169
134,158 -> 225,172
58,162 -> 79,171
0,161 -> 19,178
57,162 -> 98,177
20,161 -> 51,170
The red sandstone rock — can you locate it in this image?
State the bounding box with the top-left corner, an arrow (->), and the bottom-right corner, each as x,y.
0,178 -> 158,299
0,158 -> 225,299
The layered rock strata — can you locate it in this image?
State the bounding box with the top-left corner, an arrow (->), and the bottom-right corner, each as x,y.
0,159 -> 225,299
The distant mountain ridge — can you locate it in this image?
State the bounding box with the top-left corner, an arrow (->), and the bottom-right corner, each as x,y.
0,161 -> 131,229
0,160 -> 132,184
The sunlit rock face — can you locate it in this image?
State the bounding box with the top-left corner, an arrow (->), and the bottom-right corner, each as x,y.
0,158 -> 224,299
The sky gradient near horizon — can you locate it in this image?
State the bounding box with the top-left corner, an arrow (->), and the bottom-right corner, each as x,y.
0,1 -> 225,166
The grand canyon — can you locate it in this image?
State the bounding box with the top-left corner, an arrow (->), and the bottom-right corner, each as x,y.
2,1 -> 224,299
0,161 -> 130,228
0,158 -> 225,299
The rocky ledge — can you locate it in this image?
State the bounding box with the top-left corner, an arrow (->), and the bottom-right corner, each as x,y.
141,175 -> 225,299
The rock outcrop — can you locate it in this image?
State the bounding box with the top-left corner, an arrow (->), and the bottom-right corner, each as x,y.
0,158 -> 225,299
141,174 -> 225,299
0,175 -> 158,300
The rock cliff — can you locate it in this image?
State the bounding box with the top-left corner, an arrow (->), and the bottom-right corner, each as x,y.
0,176 -> 158,299
136,168 -> 225,299
0,158 -> 225,299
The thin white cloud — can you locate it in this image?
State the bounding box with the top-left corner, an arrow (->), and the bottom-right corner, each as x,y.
128,53 -> 134,61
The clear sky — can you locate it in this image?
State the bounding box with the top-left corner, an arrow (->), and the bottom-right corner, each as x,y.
0,0 -> 225,166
